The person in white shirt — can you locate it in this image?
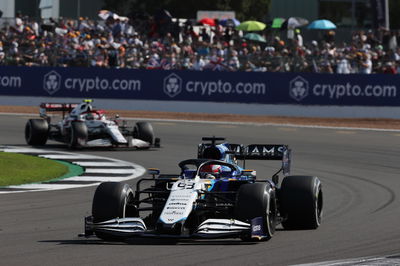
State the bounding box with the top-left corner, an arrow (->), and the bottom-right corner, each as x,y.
336,53 -> 352,74
295,29 -> 303,47
359,53 -> 372,74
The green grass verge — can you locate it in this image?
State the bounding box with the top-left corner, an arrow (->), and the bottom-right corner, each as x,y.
0,152 -> 71,186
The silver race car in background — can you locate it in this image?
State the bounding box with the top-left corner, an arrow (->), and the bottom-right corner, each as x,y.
82,137 -> 323,242
25,99 -> 160,149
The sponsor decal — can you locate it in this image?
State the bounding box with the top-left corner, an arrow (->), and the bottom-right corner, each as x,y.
289,75 -> 397,102
43,70 -> 62,95
163,73 -> 182,98
252,225 -> 261,232
0,75 -> 22,88
164,210 -> 184,215
246,145 -> 285,156
166,207 -> 186,210
163,72 -> 266,98
168,202 -> 187,205
289,76 -> 309,102
251,217 -> 265,236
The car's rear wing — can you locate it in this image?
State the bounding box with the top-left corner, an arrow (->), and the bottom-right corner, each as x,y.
235,144 -> 288,160
234,144 -> 291,176
198,136 -> 291,176
39,103 -> 78,119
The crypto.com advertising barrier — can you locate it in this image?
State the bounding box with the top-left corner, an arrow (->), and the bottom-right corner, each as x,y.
0,66 -> 399,106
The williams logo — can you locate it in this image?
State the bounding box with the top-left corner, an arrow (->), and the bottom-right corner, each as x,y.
163,73 -> 182,98
43,70 -> 61,95
289,76 -> 309,102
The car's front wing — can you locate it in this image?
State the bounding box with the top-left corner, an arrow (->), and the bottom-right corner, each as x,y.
84,216 -> 268,240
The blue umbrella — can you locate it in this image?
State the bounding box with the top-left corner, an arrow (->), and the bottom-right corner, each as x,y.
219,18 -> 240,27
307,19 -> 336,30
243,33 -> 266,43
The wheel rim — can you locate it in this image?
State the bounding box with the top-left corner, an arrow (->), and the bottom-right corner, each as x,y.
69,129 -> 74,147
122,189 -> 134,219
267,201 -> 276,236
315,188 -> 323,226
265,189 -> 276,237
25,123 -> 32,143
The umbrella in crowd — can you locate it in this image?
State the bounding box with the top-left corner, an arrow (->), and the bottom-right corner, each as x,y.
281,17 -> 309,29
219,18 -> 240,27
199,17 -> 216,26
307,19 -> 336,30
236,20 -> 266,31
243,33 -> 266,43
98,10 -> 129,21
270,17 -> 285,29
155,9 -> 172,23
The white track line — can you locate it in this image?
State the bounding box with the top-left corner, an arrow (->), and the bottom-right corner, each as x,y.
122,117 -> 400,133
0,146 -> 146,194
84,169 -> 135,174
64,176 -> 133,182
5,183 -> 92,190
2,148 -> 51,153
1,111 -> 399,132
72,161 -> 132,167
296,254 -> 400,266
39,154 -> 103,160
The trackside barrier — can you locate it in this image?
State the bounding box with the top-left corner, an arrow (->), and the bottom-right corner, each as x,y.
0,66 -> 399,106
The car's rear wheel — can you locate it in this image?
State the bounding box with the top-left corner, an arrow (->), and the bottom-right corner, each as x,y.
92,182 -> 136,241
235,182 -> 277,241
68,121 -> 87,149
280,175 -> 323,229
25,119 -> 49,146
133,121 -> 154,145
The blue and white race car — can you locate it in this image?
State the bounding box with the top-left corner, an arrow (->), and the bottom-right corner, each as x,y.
83,137 -> 323,241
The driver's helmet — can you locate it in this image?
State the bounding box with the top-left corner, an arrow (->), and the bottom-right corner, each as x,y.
200,164 -> 221,175
85,112 -> 98,120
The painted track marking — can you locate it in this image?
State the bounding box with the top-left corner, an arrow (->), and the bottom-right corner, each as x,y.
0,146 -> 146,194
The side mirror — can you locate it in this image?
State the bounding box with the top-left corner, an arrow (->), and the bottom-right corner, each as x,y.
148,168 -> 160,178
272,174 -> 279,185
241,169 -> 256,177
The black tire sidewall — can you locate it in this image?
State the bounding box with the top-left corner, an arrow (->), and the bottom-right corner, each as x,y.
134,121 -> 154,145
92,182 -> 133,223
280,175 -> 322,229
25,119 -> 48,145
68,121 -> 87,148
235,182 -> 276,239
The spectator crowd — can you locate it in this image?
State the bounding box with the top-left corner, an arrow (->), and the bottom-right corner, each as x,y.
1,13 -> 400,74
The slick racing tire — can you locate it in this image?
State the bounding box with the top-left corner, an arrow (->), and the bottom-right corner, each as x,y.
133,121 -> 154,145
25,119 -> 49,146
280,175 -> 323,230
92,182 -> 136,241
68,121 -> 87,149
235,182 -> 277,241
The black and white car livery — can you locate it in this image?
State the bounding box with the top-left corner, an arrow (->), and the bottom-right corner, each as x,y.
25,99 -> 160,149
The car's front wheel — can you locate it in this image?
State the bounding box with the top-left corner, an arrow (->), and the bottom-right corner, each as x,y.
68,121 -> 87,149
235,182 -> 277,241
133,121 -> 154,145
92,182 -> 136,241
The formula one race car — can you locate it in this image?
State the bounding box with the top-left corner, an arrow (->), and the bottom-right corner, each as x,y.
83,137 -> 323,241
25,99 -> 160,149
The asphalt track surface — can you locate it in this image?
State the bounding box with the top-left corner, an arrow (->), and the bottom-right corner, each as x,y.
0,114 -> 400,266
